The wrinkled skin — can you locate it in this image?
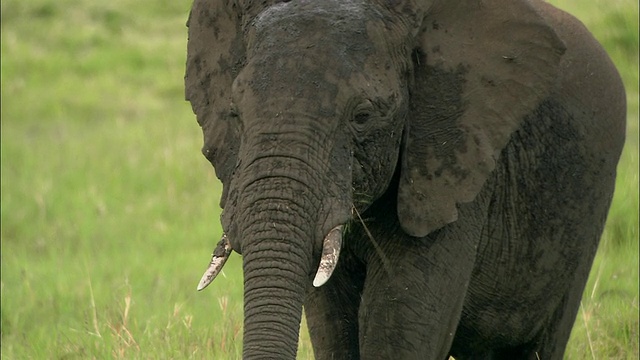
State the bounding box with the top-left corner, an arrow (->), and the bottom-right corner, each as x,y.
185,0 -> 626,358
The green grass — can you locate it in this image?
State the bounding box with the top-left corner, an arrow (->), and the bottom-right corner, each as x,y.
1,0 -> 637,359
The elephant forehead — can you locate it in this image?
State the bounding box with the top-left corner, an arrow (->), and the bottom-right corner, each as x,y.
237,1 -> 405,109
242,5 -> 378,91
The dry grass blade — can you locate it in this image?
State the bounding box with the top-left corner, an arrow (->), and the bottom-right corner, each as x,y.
108,288 -> 140,358
580,301 -> 597,360
353,205 -> 393,277
87,274 -> 102,338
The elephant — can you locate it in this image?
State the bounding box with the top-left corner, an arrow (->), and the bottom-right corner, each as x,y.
184,0 -> 626,358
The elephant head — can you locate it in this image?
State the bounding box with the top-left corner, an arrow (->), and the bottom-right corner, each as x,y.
185,0 -> 564,358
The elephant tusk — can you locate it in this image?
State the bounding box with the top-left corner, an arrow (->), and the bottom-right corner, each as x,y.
197,234 -> 232,291
313,225 -> 343,287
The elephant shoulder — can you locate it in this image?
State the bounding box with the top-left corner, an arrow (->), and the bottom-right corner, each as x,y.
532,0 -> 626,152
533,1 -> 626,108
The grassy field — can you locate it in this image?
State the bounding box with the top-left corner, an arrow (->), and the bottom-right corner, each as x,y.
1,0 -> 637,359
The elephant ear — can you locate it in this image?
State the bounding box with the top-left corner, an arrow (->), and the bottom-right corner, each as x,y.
397,0 -> 565,237
185,0 -> 245,207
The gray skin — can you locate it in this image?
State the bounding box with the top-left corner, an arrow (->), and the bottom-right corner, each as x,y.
185,0 -> 626,358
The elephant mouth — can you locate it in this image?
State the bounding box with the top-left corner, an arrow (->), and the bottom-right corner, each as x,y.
196,224 -> 344,291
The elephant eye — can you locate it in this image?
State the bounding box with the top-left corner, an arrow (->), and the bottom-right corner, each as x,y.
353,112 -> 370,125
352,99 -> 374,126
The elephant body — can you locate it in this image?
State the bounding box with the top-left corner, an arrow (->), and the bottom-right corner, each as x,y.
185,0 -> 626,358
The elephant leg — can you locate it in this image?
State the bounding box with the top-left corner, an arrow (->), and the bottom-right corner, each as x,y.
454,280 -> 588,360
525,258 -> 597,360
305,248 -> 365,360
356,219 -> 483,360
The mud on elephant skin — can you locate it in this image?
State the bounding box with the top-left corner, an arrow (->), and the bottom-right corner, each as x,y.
185,0 -> 626,358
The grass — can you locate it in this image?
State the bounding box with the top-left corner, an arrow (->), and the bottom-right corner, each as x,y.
0,0 -> 637,359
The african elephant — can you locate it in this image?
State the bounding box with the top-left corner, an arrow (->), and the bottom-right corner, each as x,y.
185,0 -> 626,358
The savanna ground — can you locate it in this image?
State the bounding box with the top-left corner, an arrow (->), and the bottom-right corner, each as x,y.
1,0 -> 637,358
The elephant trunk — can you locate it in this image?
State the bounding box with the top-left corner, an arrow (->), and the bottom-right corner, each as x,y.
231,128 -> 350,358
241,208 -> 310,358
